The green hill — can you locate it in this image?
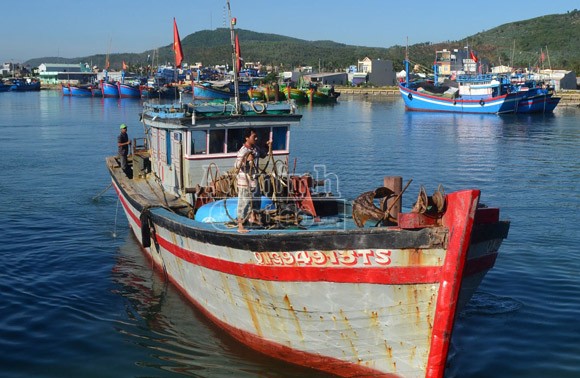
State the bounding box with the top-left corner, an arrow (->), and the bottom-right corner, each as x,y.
26,10 -> 580,73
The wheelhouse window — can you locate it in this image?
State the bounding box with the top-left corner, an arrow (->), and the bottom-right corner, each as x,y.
190,130 -> 207,155
209,129 -> 225,154
272,126 -> 288,151
188,126 -> 289,157
226,128 -> 244,153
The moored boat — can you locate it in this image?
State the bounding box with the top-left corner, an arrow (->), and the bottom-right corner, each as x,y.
91,85 -> 103,97
281,85 -> 308,103
306,87 -> 338,104
106,5 -> 510,377
101,80 -> 119,98
69,84 -> 93,97
117,82 -> 141,99
6,78 -> 41,91
193,82 -> 234,100
61,83 -> 71,96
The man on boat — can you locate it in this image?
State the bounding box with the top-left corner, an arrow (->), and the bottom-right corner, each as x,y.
117,124 -> 131,177
235,128 -> 271,233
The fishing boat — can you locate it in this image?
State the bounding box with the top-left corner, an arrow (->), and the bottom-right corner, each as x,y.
281,85 -> 308,103
61,84 -> 71,96
6,78 -> 41,91
69,84 -> 93,97
306,87 -> 338,104
399,59 -> 528,114
192,82 -> 234,100
0,82 -> 9,92
101,80 -> 119,98
516,87 -> 561,113
106,4 -> 510,377
117,82 -> 141,99
91,85 -> 103,97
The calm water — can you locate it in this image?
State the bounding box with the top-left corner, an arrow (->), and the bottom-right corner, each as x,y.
1,91 -> 579,377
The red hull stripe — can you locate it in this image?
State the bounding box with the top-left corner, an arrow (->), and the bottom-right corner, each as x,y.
114,180 -> 444,285
113,183 -> 141,227
157,234 -> 442,285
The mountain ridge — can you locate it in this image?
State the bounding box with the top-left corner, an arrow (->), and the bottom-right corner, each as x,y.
25,10 -> 580,73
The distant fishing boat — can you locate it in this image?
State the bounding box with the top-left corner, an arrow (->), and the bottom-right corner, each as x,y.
61,84 -> 71,96
516,87 -> 561,113
101,81 -> 119,98
106,4 -> 510,377
69,84 -> 93,97
117,82 -> 141,99
91,85 -> 103,97
192,82 -> 233,100
6,78 -> 41,91
281,85 -> 308,103
306,88 -> 338,104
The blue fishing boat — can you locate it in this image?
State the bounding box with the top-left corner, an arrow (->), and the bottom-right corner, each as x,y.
6,78 -> 41,91
0,81 -> 9,92
61,84 -> 71,96
398,58 -> 530,114
69,84 -> 93,97
193,82 -> 233,100
516,87 -> 561,113
117,82 -> 141,99
101,81 -> 119,98
91,85 -> 103,97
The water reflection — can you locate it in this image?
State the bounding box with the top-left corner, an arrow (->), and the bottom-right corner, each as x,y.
111,234 -> 331,377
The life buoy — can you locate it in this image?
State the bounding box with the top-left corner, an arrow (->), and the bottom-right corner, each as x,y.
408,93 -> 413,100
479,99 -> 485,106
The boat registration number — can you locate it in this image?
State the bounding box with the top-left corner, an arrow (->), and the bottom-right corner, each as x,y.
253,250 -> 392,266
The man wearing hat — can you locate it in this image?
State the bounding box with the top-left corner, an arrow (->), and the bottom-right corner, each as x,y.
117,123 -> 131,176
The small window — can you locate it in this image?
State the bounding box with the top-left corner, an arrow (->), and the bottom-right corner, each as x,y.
227,128 -> 244,153
272,126 -> 287,150
255,128 -> 271,151
190,130 -> 207,155
209,129 -> 225,154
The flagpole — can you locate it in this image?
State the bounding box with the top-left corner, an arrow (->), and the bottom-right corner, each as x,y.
227,0 -> 240,114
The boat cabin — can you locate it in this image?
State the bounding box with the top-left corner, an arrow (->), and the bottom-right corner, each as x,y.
139,102 -> 302,207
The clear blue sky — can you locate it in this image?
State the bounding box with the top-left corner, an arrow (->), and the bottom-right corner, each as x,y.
1,0 -> 577,64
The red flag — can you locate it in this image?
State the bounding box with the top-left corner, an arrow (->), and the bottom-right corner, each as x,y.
122,61 -> 128,70
105,58 -> 110,70
173,18 -> 184,68
540,51 -> 545,63
469,50 -> 478,63
235,34 -> 242,72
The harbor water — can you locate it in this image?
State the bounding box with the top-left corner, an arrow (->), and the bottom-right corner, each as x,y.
1,91 -> 579,377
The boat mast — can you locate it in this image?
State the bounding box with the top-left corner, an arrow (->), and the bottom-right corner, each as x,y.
227,0 -> 240,113
405,37 -> 409,85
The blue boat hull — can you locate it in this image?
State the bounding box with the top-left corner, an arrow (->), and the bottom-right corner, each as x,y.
193,84 -> 233,100
398,84 -> 522,114
61,84 -> 71,96
101,82 -> 119,98
69,86 -> 92,97
118,83 -> 141,98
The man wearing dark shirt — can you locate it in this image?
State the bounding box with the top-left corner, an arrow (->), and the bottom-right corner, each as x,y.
117,124 -> 131,175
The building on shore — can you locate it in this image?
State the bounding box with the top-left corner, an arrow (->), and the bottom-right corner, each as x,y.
303,72 -> 347,86
356,57 -> 396,86
38,63 -> 96,85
